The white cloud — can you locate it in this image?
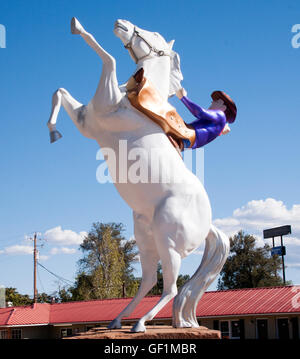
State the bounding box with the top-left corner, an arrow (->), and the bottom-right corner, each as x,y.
0,244 -> 33,256
213,198 -> 300,271
288,263 -> 300,269
50,247 -> 77,255
213,198 -> 300,240
44,226 -> 87,246
38,254 -> 49,261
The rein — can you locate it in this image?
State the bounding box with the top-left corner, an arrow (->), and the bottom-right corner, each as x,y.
124,27 -> 171,64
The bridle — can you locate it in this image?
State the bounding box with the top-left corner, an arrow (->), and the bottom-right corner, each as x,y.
124,27 -> 171,64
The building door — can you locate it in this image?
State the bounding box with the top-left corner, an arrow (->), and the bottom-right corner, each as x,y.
231,320 -> 241,339
277,318 -> 289,339
257,319 -> 268,339
291,317 -> 299,339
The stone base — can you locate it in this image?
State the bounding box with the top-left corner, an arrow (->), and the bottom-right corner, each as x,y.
66,325 -> 221,339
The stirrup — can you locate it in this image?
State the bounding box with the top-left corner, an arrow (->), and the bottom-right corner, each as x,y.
49,130 -> 63,143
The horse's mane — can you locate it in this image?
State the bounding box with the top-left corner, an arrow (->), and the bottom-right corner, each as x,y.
136,28 -> 183,98
168,49 -> 183,98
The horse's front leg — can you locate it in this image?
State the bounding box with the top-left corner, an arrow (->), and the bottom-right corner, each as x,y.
47,88 -> 93,143
71,17 -> 122,114
108,213 -> 159,330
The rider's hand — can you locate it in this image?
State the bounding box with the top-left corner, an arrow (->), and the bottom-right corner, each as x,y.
176,88 -> 187,99
221,123 -> 231,135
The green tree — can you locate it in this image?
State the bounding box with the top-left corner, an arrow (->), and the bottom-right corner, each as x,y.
217,231 -> 288,290
37,292 -> 54,303
57,286 -> 73,302
5,287 -> 32,306
57,273 -> 94,302
148,263 -> 190,295
65,222 -> 138,300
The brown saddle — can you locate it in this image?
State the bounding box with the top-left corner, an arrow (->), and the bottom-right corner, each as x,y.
126,68 -> 195,153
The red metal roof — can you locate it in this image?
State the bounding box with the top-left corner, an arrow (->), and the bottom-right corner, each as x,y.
8,303 -> 50,326
0,285 -> 299,327
0,303 -> 50,326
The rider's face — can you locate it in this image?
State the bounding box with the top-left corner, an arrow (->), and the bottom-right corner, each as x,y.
209,99 -> 226,113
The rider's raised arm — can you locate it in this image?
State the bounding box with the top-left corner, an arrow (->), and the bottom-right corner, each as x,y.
176,89 -> 222,125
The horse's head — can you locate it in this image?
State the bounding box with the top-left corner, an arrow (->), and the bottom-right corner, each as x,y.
114,20 -> 183,97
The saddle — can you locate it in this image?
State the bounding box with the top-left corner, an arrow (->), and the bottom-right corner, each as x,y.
126,68 -> 195,153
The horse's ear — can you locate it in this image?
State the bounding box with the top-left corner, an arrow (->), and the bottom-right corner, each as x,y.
168,40 -> 175,49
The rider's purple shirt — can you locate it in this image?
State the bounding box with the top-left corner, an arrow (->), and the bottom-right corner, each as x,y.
181,96 -> 226,149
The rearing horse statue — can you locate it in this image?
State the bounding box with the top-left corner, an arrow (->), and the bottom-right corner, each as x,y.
47,18 -> 229,332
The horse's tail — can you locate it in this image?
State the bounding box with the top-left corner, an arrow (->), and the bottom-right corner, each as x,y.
172,225 -> 230,327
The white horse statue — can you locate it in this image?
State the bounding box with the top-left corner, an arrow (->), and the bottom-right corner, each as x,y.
47,18 -> 230,332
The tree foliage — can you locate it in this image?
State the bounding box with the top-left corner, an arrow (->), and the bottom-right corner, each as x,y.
5,287 -> 32,306
59,222 -> 139,301
148,263 -> 190,295
4,288 -> 56,306
217,231 -> 288,290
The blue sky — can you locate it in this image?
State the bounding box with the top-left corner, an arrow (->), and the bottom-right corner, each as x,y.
0,0 -> 299,296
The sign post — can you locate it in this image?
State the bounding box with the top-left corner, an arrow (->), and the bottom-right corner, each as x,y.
263,225 -> 291,285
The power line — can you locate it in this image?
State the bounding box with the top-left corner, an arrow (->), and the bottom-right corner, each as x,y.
37,262 -> 74,287
38,262 -> 73,286
37,265 -> 46,294
0,231 -> 36,243
0,231 -> 39,253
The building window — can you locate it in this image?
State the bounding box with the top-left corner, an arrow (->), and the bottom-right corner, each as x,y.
220,321 -> 230,339
60,328 -> 73,338
0,330 -> 8,339
219,320 -> 242,339
11,329 -> 22,339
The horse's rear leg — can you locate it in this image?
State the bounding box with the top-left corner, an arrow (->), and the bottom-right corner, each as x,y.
47,88 -> 88,143
71,17 -> 122,114
131,198 -> 185,332
131,246 -> 181,333
108,250 -> 159,329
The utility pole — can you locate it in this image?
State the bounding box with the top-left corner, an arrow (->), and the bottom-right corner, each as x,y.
280,235 -> 286,285
33,233 -> 37,303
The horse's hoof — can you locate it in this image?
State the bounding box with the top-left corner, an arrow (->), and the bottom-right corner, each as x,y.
49,130 -> 62,143
131,321 -> 146,333
71,17 -> 83,35
107,319 -> 122,330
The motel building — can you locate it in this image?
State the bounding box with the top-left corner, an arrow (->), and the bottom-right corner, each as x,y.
0,285 -> 299,340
